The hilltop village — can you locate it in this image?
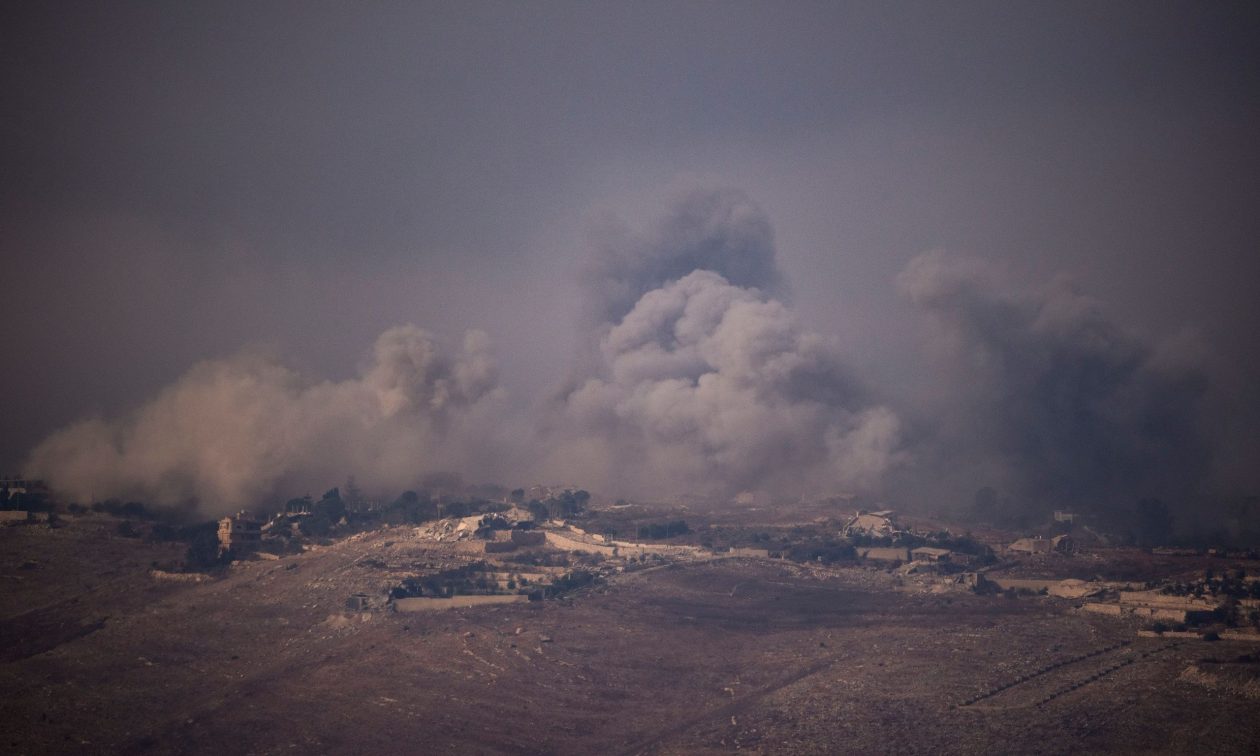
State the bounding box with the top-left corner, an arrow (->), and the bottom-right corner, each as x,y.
7,478 -> 1259,643
4,481 -> 1260,753
212,498 -> 1260,643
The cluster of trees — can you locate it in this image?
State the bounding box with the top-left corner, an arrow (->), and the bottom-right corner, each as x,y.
876,529 -> 994,559
526,490 -> 590,521
390,561 -> 499,598
284,488 -> 347,537
1161,569 -> 1260,600
474,514 -> 511,538
387,560 -> 596,600
635,520 -> 690,540
783,537 -> 855,565
546,569 -> 598,597
108,518 -> 225,569
175,521 -> 225,570
71,499 -> 155,518
378,490 -> 438,524
388,490 -> 511,523
847,532 -> 894,548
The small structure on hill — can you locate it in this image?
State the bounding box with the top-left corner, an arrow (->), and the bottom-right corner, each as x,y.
911,546 -> 952,562
843,510 -> 900,538
1008,534 -> 1072,555
1084,591 -> 1222,623
0,477 -> 50,509
218,511 -> 262,555
346,593 -> 375,611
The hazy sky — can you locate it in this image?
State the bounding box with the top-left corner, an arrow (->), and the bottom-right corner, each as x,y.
4,2 -> 1258,507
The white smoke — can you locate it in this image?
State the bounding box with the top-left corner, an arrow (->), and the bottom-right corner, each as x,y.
541,187 -> 902,498
26,325 -> 502,513
549,269 -> 900,498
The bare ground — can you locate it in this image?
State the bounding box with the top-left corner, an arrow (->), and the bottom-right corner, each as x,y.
1,518 -> 1258,755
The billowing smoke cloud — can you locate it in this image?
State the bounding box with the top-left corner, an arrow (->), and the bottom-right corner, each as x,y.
26,187 -> 901,510
26,326 -> 502,513
896,250 -> 1211,514
548,189 -> 901,498
32,190 -> 1213,515
582,186 -> 784,327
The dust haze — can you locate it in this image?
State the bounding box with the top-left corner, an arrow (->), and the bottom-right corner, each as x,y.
26,327 -> 504,510
21,188 -> 1230,519
5,2 -> 1258,518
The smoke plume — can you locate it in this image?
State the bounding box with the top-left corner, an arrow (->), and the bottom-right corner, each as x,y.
26,326 -> 502,513
547,189 -> 901,498
582,186 -> 784,327
896,250 -> 1211,514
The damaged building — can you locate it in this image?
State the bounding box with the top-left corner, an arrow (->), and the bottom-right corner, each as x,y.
842,510 -> 901,539
1007,535 -> 1073,555
217,511 -> 262,555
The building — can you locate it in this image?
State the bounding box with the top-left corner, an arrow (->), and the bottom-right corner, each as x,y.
0,477 -> 49,506
1085,591 -> 1222,623
1008,537 -> 1049,555
911,547 -> 952,562
1053,511 -> 1078,524
1,477 -> 32,499
1007,535 -> 1072,555
842,510 -> 900,539
217,511 -> 262,555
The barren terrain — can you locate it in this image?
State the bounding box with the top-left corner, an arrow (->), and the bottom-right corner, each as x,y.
2,516 -> 1258,754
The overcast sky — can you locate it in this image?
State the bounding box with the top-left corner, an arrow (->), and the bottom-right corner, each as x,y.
4,2 -> 1258,505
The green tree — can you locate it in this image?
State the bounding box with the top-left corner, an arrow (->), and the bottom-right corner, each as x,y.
315,487 -> 346,522
184,522 -> 223,569
344,476 -> 363,511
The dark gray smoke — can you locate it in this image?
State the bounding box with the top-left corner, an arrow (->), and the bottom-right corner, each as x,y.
582,186 -> 784,327
896,250 -> 1211,515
